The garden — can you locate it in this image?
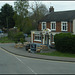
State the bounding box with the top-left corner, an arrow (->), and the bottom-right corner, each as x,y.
38,33 -> 75,58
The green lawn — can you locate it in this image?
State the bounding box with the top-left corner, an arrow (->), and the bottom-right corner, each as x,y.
38,51 -> 75,58
0,37 -> 14,43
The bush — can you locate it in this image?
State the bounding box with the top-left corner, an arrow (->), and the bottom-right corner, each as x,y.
8,28 -> 18,40
54,33 -> 75,54
14,32 -> 25,44
20,38 -> 25,44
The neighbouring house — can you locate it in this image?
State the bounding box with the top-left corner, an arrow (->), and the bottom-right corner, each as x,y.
31,6 -> 75,46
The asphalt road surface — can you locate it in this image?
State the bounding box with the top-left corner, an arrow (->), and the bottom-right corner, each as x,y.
0,47 -> 75,74
0,33 -> 8,38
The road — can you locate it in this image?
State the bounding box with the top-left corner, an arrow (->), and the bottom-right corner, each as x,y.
0,33 -> 8,38
0,48 -> 75,74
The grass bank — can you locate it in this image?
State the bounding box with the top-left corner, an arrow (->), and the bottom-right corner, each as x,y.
0,37 -> 14,43
38,51 -> 75,58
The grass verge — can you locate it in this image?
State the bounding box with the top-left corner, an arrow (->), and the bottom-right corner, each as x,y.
0,37 -> 14,43
38,51 -> 75,58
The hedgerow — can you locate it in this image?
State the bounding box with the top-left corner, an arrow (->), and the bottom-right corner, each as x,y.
54,33 -> 75,54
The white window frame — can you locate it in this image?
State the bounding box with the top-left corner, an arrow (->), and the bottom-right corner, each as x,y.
61,21 -> 68,31
51,21 -> 56,31
41,22 -> 46,30
34,34 -> 41,42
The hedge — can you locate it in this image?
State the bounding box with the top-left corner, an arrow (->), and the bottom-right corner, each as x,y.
54,33 -> 75,54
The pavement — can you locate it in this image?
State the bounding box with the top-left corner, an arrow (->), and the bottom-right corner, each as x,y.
0,43 -> 75,62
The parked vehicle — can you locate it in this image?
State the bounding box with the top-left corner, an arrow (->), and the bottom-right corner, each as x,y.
25,44 -> 30,51
30,44 -> 36,53
25,43 -> 36,53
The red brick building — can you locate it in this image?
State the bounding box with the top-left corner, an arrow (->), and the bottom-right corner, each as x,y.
31,6 -> 75,46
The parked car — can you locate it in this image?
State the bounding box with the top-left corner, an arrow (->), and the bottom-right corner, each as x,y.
25,44 -> 30,51
0,31 -> 3,33
30,44 -> 36,53
25,43 -> 36,53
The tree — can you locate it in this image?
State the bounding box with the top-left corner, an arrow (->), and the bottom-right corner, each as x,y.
14,1 -> 30,32
30,1 -> 48,30
0,3 -> 15,29
0,12 -> 2,28
22,17 -> 33,34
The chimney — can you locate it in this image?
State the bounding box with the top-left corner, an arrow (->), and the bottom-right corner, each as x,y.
49,6 -> 54,12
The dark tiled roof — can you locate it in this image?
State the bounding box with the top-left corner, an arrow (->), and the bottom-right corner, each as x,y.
39,10 -> 75,22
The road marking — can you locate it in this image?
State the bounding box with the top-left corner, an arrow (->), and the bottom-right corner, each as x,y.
14,56 -> 37,75
0,47 -> 75,64
0,47 -> 37,75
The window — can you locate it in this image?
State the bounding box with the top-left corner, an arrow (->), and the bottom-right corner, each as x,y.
51,22 -> 56,30
61,22 -> 68,31
34,34 -> 41,41
42,22 -> 46,30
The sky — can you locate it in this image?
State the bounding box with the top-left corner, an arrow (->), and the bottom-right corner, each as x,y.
0,1 -> 75,12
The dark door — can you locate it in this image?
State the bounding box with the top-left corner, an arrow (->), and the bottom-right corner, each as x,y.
45,35 -> 49,46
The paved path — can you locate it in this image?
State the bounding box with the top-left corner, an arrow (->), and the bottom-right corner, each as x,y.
0,43 -> 75,62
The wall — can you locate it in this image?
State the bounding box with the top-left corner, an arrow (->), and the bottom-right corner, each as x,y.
38,21 -> 73,32
73,19 -> 75,34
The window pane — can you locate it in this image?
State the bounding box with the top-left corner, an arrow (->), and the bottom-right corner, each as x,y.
62,22 -> 67,31
34,34 -> 41,40
43,23 -> 46,29
52,23 -> 53,29
51,23 -> 55,29
54,24 -> 55,29
65,25 -> 66,30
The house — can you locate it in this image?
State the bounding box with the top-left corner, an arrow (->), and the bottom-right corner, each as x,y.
31,6 -> 75,46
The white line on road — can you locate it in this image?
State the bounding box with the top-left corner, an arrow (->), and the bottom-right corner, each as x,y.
13,55 -> 37,75
0,47 -> 75,64
0,47 -> 37,74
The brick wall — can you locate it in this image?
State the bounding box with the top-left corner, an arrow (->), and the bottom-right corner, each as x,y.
38,21 -> 73,32
56,22 -> 61,32
47,22 -> 50,29
38,23 -> 41,31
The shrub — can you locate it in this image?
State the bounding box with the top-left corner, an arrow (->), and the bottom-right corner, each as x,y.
14,32 -> 25,44
54,33 -> 75,54
8,28 -> 18,40
20,38 -> 25,44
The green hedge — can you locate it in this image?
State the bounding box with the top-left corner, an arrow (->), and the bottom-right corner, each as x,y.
54,33 -> 75,54
14,32 -> 25,44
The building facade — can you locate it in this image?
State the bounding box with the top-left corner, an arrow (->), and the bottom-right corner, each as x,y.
31,6 -> 75,46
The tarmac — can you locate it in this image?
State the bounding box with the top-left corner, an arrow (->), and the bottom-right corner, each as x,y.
0,43 -> 75,62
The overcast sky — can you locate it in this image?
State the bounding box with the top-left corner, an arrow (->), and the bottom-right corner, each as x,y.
0,1 -> 75,12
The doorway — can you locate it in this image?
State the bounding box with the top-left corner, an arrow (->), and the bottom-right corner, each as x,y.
45,35 -> 49,46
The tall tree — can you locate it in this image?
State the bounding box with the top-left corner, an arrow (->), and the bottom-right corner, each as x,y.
14,1 -> 30,32
0,3 -> 15,29
0,12 -> 2,28
30,1 -> 48,30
